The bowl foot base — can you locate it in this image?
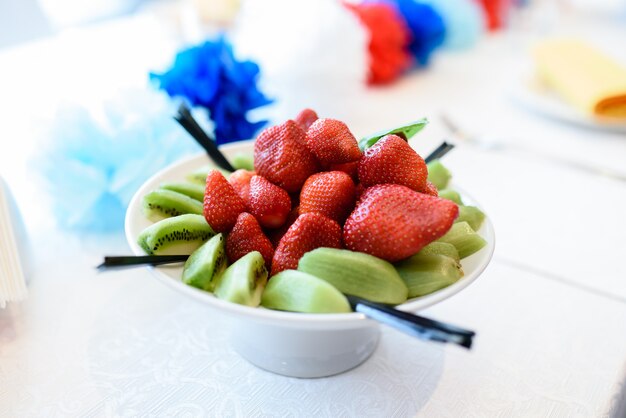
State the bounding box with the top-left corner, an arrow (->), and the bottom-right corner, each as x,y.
230,323 -> 380,378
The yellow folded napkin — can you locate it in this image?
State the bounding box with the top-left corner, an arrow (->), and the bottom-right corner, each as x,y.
533,39 -> 626,119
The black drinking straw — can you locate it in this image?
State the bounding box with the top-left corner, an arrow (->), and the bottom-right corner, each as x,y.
346,295 -> 474,349
97,255 -> 189,270
174,104 -> 236,172
425,141 -> 455,163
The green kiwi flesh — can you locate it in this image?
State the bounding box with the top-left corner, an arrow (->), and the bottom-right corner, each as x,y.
437,221 -> 487,259
186,165 -> 230,184
298,248 -> 408,305
438,188 -> 463,205
456,205 -> 486,231
182,233 -> 227,291
160,182 -> 205,202
231,153 -> 254,171
138,214 -> 215,255
142,189 -> 203,221
427,160 -> 452,190
213,251 -> 268,307
262,270 -> 351,313
395,253 -> 463,298
417,242 -> 460,263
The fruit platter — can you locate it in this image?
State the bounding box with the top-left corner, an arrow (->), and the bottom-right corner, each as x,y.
125,109 -> 494,324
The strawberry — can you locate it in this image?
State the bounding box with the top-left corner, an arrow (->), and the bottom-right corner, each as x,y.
354,183 -> 366,201
254,120 -> 319,193
357,134 -> 428,192
343,184 -> 458,262
289,191 -> 300,209
299,171 -> 356,223
228,169 -> 255,205
295,108 -> 319,131
248,175 -> 292,229
306,118 -> 362,165
203,170 -> 246,233
329,160 -> 359,182
266,206 -> 299,247
226,212 -> 274,267
422,181 -> 439,197
271,212 -> 342,275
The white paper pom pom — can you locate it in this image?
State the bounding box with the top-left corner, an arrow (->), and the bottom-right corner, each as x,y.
231,0 -> 369,122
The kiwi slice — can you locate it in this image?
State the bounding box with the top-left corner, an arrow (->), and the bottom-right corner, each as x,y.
395,253 -> 463,298
142,189 -> 203,221
298,248 -> 408,305
160,182 -> 205,201
456,205 -> 486,231
186,166 -> 212,184
231,153 -> 254,171
438,188 -> 463,205
437,221 -> 487,259
261,270 -> 351,313
427,160 -> 452,190
182,233 -> 227,291
186,165 -> 230,184
213,251 -> 268,307
137,214 -> 215,255
418,242 -> 460,263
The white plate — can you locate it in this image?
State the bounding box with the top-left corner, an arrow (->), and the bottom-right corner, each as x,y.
125,141 -> 495,329
510,76 -> 626,133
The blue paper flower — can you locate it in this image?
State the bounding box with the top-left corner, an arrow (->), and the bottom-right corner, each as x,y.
426,0 -> 485,50
37,89 -> 202,232
151,37 -> 272,145
389,0 -> 446,66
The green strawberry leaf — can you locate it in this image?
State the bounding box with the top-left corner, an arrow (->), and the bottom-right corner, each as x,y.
358,118 -> 429,151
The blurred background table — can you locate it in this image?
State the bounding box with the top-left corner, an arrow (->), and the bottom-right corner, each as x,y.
1,2 -> 626,417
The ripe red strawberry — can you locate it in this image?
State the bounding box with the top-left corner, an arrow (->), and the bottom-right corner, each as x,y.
299,171 -> 356,223
266,206 -> 299,247
228,169 -> 255,205
248,175 -> 292,229
355,183 -> 366,201
271,212 -> 342,275
289,191 -> 300,209
343,184 -> 458,262
357,134 -> 428,192
254,120 -> 319,193
203,170 -> 246,233
226,212 -> 274,267
329,160 -> 359,182
422,181 -> 439,197
306,118 -> 362,164
295,108 -> 319,131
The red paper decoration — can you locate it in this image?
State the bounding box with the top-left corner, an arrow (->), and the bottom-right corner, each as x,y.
346,2 -> 413,85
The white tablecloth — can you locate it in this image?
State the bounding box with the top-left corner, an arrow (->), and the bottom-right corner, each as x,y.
1,8 -> 625,418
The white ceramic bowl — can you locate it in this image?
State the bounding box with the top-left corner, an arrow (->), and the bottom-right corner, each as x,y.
125,141 -> 495,378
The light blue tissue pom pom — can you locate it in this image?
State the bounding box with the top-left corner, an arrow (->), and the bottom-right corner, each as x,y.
425,0 -> 485,50
37,89 -> 202,232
